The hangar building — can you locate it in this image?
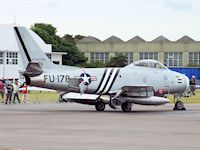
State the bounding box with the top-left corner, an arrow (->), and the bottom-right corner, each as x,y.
76,35 -> 200,67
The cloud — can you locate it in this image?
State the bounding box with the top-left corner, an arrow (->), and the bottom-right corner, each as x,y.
164,0 -> 193,11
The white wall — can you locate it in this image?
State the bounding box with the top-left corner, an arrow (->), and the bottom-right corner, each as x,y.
51,53 -> 63,65
0,24 -> 17,51
0,24 -> 63,79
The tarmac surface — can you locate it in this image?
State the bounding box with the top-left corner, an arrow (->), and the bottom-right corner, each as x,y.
0,102 -> 200,150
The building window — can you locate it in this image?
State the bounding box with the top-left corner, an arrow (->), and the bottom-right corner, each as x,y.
6,52 -> 18,65
139,52 -> 158,60
0,52 -> 3,64
53,61 -> 60,64
164,52 -> 183,67
90,52 -> 109,63
189,52 -> 200,65
115,52 -> 133,65
46,54 -> 52,60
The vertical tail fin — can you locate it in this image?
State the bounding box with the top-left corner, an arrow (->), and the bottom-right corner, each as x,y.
14,26 -> 55,70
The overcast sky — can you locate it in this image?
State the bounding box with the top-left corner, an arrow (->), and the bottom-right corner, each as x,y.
0,0 -> 200,41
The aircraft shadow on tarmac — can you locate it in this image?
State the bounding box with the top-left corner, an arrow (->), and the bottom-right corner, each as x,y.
0,103 -> 191,114
0,107 -> 173,114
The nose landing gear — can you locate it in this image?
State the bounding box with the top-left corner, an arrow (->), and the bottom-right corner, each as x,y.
173,101 -> 186,110
173,94 -> 186,110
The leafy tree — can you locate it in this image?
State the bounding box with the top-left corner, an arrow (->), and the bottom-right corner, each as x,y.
74,35 -> 85,40
62,34 -> 75,45
31,23 -> 87,66
187,64 -> 200,67
62,34 -> 85,45
83,61 -> 106,68
106,54 -> 127,67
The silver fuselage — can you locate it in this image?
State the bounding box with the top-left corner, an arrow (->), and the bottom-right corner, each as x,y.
29,66 -> 189,95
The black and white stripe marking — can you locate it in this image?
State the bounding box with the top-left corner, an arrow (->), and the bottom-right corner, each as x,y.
93,69 -> 108,94
95,68 -> 120,94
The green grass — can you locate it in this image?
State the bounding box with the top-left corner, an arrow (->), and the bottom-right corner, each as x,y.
5,89 -> 200,104
28,89 -> 200,104
18,91 -> 59,103
167,89 -> 200,104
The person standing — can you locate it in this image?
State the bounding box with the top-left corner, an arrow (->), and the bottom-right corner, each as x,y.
190,75 -> 196,95
5,81 -> 13,104
21,82 -> 28,103
0,80 -> 5,103
4,78 -> 9,86
13,81 -> 21,103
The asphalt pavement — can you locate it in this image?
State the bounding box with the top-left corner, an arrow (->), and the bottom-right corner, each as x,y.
0,102 -> 200,150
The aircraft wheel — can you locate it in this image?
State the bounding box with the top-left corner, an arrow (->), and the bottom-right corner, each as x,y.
173,101 -> 186,110
121,102 -> 132,112
95,101 -> 105,111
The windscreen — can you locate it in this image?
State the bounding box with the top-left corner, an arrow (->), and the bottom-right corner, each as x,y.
133,60 -> 168,69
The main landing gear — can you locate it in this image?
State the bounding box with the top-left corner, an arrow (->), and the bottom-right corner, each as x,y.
95,100 -> 105,111
95,97 -> 133,112
109,96 -> 132,112
121,102 -> 132,112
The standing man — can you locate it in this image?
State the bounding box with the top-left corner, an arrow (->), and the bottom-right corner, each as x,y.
190,75 -> 196,95
5,81 -> 13,104
0,80 -> 5,103
13,81 -> 21,103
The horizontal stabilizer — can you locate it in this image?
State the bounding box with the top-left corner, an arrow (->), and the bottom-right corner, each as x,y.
21,62 -> 43,77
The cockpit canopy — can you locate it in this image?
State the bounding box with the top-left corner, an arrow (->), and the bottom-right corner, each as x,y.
126,59 -> 168,69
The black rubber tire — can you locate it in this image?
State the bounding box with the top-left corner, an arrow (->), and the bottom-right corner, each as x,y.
121,102 -> 132,112
174,101 -> 186,110
95,101 -> 105,111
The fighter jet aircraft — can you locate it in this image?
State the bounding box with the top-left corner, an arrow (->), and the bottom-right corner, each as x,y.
13,26 -> 190,112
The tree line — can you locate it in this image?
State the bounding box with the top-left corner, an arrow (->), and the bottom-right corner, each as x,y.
31,23 -> 127,67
